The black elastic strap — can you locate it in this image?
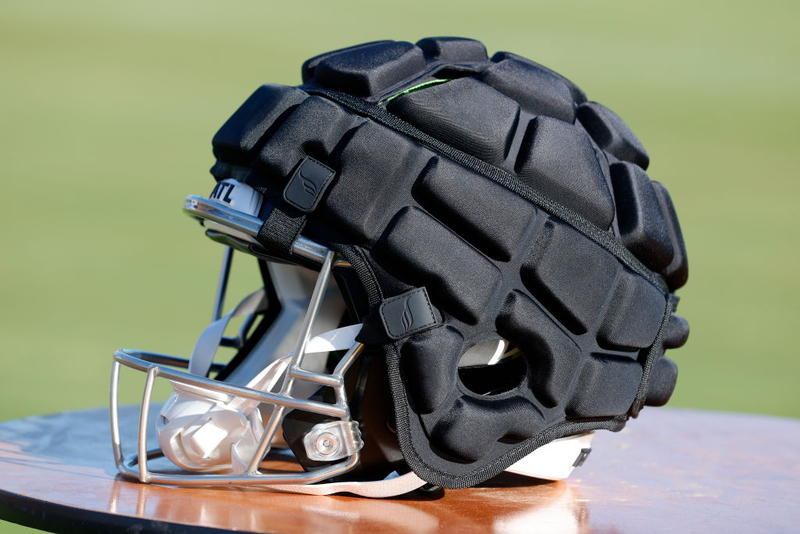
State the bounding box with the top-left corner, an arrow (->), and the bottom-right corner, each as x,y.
333,244 -> 384,306
256,206 -> 306,256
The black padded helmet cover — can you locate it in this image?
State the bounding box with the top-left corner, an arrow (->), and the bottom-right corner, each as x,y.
210,37 -> 689,489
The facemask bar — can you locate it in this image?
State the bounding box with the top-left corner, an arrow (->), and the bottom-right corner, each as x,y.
110,242 -> 365,486
183,195 -> 352,269
212,246 -> 233,322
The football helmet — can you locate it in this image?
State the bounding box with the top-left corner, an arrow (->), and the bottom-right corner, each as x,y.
111,37 -> 689,497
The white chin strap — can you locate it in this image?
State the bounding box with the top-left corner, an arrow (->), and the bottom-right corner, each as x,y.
266,431 -> 592,497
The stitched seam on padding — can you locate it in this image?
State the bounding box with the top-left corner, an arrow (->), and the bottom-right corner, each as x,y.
307,88 -> 668,295
630,295 -> 673,416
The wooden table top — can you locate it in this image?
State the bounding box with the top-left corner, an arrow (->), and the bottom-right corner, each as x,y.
0,406 -> 798,533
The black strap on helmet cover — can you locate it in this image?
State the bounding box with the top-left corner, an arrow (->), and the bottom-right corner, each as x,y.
210,37 -> 689,489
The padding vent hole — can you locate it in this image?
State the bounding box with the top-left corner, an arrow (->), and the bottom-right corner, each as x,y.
458,340 -> 527,397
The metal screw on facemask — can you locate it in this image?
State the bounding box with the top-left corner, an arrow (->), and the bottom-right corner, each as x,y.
315,432 -> 339,457
303,421 -> 364,462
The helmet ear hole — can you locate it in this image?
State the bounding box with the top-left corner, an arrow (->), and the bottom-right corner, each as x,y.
457,340 -> 528,397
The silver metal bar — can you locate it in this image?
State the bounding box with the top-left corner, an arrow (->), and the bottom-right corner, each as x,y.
287,249 -> 336,373
292,238 -> 350,267
246,249 -> 338,473
124,351 -> 223,372
137,366 -> 158,483
184,196 -> 351,268
114,350 -> 348,419
212,247 -> 234,321
184,196 -> 263,237
109,360 -> 123,470
332,343 -> 364,408
245,412 -> 278,473
118,449 -> 359,487
333,343 -> 364,376
288,367 -> 343,387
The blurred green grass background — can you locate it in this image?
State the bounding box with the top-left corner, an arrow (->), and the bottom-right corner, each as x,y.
0,0 -> 798,530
